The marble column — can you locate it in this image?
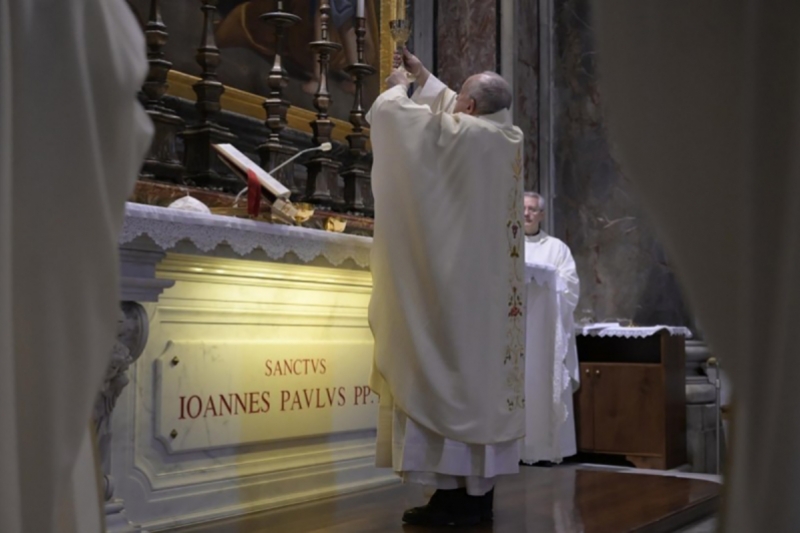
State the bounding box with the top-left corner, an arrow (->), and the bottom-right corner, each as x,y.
94,303 -> 150,533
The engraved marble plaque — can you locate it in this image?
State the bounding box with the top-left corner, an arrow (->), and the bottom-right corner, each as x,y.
155,340 -> 377,452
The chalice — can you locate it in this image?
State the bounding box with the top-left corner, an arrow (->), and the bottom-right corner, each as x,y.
389,18 -> 415,82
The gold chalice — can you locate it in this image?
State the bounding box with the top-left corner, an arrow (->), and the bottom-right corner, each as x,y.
389,19 -> 415,83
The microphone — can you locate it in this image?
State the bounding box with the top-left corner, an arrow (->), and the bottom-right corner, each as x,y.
270,142 -> 333,175
233,142 -> 333,206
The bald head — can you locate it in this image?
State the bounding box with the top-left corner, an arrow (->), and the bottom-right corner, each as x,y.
454,71 -> 513,116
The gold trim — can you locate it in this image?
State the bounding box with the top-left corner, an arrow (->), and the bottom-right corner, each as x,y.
380,0 -> 395,90
167,71 -> 354,141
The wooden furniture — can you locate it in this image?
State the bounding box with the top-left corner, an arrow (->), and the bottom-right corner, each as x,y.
574,330 -> 687,469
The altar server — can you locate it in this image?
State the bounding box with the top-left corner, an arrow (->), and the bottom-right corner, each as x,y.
593,1 -> 800,531
522,192 -> 581,465
0,1 -> 152,532
367,49 -> 525,527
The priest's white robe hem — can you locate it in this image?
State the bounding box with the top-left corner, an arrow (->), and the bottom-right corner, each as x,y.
375,384 -> 521,497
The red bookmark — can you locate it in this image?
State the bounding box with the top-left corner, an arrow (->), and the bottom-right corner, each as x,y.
247,169 -> 261,217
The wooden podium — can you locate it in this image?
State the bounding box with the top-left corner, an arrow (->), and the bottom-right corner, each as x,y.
574,329 -> 687,470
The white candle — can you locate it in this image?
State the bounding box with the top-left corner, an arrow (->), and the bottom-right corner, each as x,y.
357,0 -> 365,18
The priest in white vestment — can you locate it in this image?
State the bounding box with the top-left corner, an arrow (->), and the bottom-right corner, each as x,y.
521,192 -> 581,465
367,49 -> 526,527
593,1 -> 800,531
0,1 -> 153,532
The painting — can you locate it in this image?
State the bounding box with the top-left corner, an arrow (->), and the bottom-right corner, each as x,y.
129,0 -> 390,126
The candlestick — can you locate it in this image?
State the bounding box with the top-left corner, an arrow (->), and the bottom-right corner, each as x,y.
306,0 -> 344,208
182,0 -> 239,191
257,1 -> 302,197
140,0 -> 184,183
342,14 -> 376,214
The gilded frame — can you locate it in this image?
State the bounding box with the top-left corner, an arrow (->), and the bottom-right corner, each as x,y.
166,0 -> 396,143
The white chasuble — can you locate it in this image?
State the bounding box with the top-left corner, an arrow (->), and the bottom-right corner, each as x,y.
366,73 -> 526,463
522,232 -> 580,464
594,2 -> 800,531
0,1 -> 153,532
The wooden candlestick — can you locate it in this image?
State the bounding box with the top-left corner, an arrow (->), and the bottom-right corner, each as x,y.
257,1 -> 302,198
181,0 -> 239,192
342,15 -> 376,214
140,0 -> 185,183
305,0 -> 344,208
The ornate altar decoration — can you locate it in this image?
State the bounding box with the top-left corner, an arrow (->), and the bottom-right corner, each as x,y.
126,0 -> 408,232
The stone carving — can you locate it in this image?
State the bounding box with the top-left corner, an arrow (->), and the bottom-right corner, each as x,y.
93,301 -> 150,532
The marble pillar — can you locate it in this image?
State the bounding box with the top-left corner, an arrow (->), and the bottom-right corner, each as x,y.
94,303 -> 150,533
551,0 -> 693,327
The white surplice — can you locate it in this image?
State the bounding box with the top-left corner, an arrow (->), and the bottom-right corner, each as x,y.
0,1 -> 152,532
593,2 -> 800,531
522,232 -> 580,463
367,75 -> 526,494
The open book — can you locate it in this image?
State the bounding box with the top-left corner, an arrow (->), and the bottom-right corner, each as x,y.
213,143 -> 298,224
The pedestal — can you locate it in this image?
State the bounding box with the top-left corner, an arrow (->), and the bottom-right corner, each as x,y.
305,157 -> 342,209
258,141 -> 300,199
94,303 -> 150,533
182,123 -> 239,192
141,106 -> 184,183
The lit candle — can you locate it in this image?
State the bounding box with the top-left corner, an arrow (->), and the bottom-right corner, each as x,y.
357,0 -> 364,18
396,0 -> 406,20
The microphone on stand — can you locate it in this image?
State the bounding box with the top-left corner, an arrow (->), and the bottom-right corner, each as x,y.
233,142 -> 333,205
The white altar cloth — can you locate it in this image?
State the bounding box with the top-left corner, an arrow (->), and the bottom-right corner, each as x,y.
119,202 -> 372,267
522,263 -> 579,463
577,324 -> 693,339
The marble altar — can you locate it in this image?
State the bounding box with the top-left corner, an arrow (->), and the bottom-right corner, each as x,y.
103,203 -> 389,532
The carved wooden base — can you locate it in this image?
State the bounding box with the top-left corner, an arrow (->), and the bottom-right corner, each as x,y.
141,106 -> 184,183
341,166 -> 372,214
258,141 -> 300,199
305,157 -> 343,209
182,122 -> 239,192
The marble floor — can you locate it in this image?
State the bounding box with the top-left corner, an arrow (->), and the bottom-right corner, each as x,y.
677,517 -> 718,533
169,464 -> 720,533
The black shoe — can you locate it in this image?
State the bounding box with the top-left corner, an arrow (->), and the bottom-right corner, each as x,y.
479,488 -> 494,522
402,488 -> 482,527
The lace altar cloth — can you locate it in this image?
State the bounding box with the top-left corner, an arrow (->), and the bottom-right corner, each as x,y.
576,323 -> 693,339
119,203 -> 372,267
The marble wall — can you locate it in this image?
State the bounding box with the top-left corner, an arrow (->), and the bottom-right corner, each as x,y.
514,0 -> 540,191
435,1 -> 498,89
551,0 -> 693,327
434,0 -> 539,190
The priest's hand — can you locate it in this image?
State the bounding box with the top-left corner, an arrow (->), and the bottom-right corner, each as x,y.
400,47 -> 430,88
386,68 -> 411,90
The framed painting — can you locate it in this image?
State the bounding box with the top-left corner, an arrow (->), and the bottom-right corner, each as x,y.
129,0 -> 397,142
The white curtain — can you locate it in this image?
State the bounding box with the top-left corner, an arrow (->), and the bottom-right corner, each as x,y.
0,0 -> 152,531
593,2 -> 800,531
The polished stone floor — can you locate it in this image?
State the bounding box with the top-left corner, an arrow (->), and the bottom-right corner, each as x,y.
170,464 -> 720,533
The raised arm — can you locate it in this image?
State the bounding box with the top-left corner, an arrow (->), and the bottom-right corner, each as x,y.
400,48 -> 457,113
